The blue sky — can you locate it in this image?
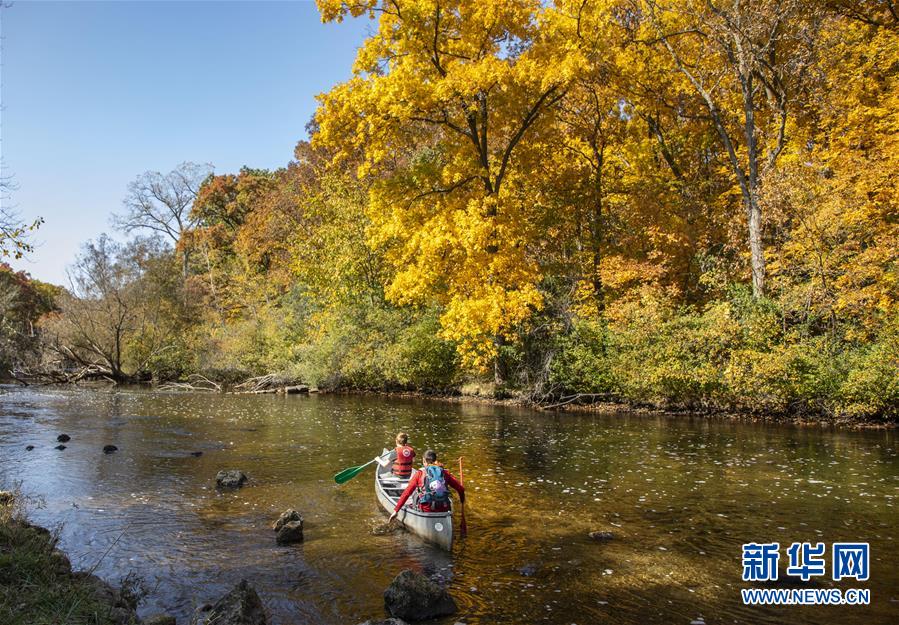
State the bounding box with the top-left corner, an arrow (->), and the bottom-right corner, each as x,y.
1,0 -> 370,285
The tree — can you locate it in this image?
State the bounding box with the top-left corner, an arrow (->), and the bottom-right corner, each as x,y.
643,0 -> 820,297
40,236 -> 185,381
315,0 -> 583,380
0,164 -> 43,259
114,162 -> 212,277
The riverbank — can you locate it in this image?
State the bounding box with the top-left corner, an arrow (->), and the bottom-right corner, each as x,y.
329,386 -> 898,430
0,495 -> 140,625
5,375 -> 895,429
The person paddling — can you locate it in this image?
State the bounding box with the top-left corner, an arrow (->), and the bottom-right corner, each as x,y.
389,450 -> 465,520
392,432 -> 416,479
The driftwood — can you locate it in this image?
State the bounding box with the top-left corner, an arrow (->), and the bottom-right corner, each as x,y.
540,393 -> 616,410
232,375 -> 308,395
233,384 -> 310,395
158,374 -> 221,393
9,365 -> 117,386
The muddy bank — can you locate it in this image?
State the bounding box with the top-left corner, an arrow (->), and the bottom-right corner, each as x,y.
0,501 -> 141,625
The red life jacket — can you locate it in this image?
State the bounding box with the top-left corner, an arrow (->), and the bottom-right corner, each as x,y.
393,445 -> 415,477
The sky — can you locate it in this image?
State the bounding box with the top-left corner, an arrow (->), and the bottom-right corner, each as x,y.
0,0 -> 370,285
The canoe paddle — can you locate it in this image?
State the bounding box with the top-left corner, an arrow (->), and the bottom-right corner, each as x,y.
458,456 -> 468,536
334,453 -> 388,485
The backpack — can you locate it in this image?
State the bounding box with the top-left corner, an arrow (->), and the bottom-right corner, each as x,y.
418,465 -> 449,506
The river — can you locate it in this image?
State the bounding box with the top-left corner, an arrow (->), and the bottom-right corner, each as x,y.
0,386 -> 896,624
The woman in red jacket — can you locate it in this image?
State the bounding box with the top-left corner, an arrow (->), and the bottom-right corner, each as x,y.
389,450 -> 465,518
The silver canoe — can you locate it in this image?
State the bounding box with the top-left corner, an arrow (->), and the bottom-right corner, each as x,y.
375,448 -> 453,551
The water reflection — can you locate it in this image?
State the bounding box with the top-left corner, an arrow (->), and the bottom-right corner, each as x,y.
0,386 -> 896,624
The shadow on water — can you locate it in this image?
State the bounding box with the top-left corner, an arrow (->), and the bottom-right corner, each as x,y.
0,386 -> 896,624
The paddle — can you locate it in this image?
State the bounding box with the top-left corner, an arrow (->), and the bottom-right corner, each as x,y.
458,456 -> 468,536
334,454 -> 384,485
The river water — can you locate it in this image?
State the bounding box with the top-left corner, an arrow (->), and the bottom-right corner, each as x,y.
0,386 -> 896,624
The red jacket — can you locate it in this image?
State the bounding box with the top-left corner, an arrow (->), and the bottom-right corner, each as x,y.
394,466 -> 465,513
392,445 -> 416,477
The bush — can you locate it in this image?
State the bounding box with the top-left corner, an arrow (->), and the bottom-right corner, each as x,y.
545,287 -> 898,420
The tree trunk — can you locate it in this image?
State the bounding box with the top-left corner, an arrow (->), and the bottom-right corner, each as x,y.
590,143 -> 605,313
493,335 -> 507,386
182,248 -> 191,279
746,192 -> 766,297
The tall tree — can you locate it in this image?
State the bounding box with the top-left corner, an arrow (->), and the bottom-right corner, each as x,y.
315,0 -> 583,381
643,0 -> 819,297
115,162 -> 212,277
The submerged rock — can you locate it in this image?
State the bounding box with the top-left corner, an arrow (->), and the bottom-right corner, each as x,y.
276,520 -> 304,545
25,445 -> 34,451
204,580 -> 267,625
55,444 -> 67,451
272,509 -> 301,532
190,451 -> 203,457
518,563 -> 539,577
384,569 -> 457,621
57,434 -> 71,442
588,531 -> 615,542
216,470 -> 248,489
103,445 -> 118,454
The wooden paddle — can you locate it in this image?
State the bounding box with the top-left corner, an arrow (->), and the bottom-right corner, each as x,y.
333,454 -> 384,485
458,456 -> 468,536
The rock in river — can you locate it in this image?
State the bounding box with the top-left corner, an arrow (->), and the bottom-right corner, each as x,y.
216,470 -> 248,489
57,434 -> 71,442
204,580 -> 267,625
272,508 -> 301,531
518,563 -> 539,577
273,509 -> 304,544
384,569 -> 457,621
588,531 -> 615,542
103,445 -> 118,454
55,445 -> 67,451
25,445 -> 34,451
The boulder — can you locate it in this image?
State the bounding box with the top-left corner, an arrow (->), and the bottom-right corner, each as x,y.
55,444 -> 67,451
204,580 -> 266,625
383,570 -> 457,621
216,470 -> 248,489
25,445 -> 34,451
103,445 -> 118,454
190,451 -> 203,457
356,620 -> 409,625
276,520 -> 304,545
588,531 -> 614,542
57,434 -> 71,442
143,615 -> 177,625
272,509 -> 302,532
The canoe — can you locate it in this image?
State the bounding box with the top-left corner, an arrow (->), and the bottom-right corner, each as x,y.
375,448 -> 453,551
